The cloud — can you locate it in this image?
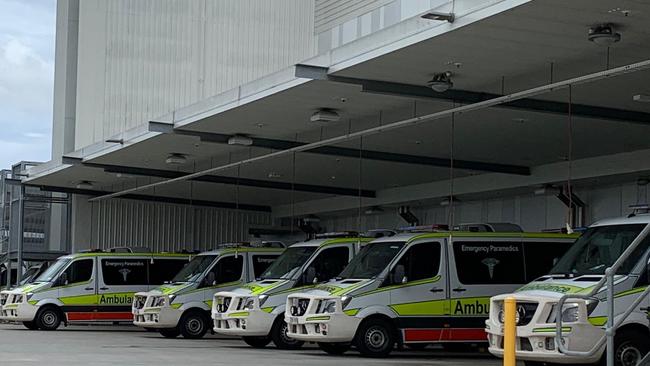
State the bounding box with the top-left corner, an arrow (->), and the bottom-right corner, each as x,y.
0,0 -> 55,169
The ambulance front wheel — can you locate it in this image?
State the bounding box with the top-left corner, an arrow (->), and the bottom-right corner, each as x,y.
243,336 -> 271,348
179,310 -> 210,339
354,317 -> 396,357
610,328 -> 650,366
35,305 -> 63,331
271,317 -> 304,350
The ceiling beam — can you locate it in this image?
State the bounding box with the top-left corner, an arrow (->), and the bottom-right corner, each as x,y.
30,184 -> 272,212
296,65 -> 650,125
155,123 -> 530,176
83,162 -> 376,198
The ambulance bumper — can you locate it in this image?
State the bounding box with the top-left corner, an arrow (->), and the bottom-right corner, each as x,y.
284,294 -> 360,343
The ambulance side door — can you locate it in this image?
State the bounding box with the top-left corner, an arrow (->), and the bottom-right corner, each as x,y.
202,254 -> 245,303
55,257 -> 96,321
385,240 -> 447,343
448,237 -> 525,341
97,256 -> 149,321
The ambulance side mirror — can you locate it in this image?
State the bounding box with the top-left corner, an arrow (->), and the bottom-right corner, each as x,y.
392,265 -> 406,285
58,272 -> 68,286
205,272 -> 216,287
303,267 -> 316,285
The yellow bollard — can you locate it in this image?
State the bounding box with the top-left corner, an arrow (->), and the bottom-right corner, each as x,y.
503,297 -> 517,366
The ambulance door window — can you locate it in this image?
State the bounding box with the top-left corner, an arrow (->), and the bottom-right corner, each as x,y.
303,246 -> 350,284
60,259 -> 93,286
205,255 -> 244,286
101,259 -> 148,286
252,255 -> 278,279
452,241 -> 525,284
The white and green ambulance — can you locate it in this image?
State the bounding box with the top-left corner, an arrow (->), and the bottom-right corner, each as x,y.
212,233 -> 372,349
0,250 -> 189,330
132,245 -> 283,339
285,227 -> 577,357
486,215 -> 650,366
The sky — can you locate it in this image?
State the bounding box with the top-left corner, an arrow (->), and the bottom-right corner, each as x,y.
0,0 -> 56,169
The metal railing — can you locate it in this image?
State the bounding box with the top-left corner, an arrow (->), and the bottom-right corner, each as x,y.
556,223 -> 650,366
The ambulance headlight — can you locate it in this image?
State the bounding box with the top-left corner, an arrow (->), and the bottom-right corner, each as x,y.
321,299 -> 337,314
258,294 -> 269,307
341,296 -> 353,309
25,293 -> 34,302
547,303 -> 580,323
168,295 -> 176,304
154,296 -> 167,307
243,297 -> 256,310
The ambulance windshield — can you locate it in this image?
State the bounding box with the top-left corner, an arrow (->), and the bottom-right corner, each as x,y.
35,258 -> 70,283
550,224 -> 649,276
260,246 -> 316,280
338,242 -> 405,279
172,255 -> 217,283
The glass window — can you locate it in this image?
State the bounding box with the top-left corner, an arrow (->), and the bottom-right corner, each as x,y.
149,259 -> 188,285
551,224 -> 650,276
208,255 -> 243,284
172,255 -> 217,283
453,242 -> 525,284
101,259 -> 147,286
523,242 -> 572,281
62,259 -> 94,285
339,242 -> 405,279
260,247 -> 316,280
308,246 -> 350,283
393,242 -> 441,282
35,258 -> 70,282
252,255 -> 278,278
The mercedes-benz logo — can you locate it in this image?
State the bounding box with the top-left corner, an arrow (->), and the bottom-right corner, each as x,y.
516,305 -> 527,324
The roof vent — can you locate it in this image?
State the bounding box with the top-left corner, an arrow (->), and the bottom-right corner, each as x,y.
310,109 -> 340,123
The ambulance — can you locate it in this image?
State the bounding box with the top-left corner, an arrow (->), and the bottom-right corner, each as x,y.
486,214 -> 650,366
0,249 -> 189,330
284,225 -> 577,357
132,244 -> 283,339
212,233 -> 373,349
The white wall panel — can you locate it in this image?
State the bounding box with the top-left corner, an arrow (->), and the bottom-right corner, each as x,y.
320,180 -> 648,233
74,0 -> 315,149
86,199 -> 271,252
315,0 -> 393,34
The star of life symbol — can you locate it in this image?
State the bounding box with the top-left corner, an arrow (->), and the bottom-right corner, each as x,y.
481,258 -> 500,279
119,268 -> 131,282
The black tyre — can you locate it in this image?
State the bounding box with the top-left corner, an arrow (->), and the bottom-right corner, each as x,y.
318,342 -> 351,355
159,327 -> 181,338
610,329 -> 650,366
354,318 -> 396,357
35,306 -> 62,331
179,310 -> 210,339
22,321 -> 39,330
243,336 -> 271,348
271,317 -> 304,350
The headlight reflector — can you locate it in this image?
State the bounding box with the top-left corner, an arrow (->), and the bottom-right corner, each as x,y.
547,303 -> 581,323
258,294 -> 269,307
319,299 -> 337,314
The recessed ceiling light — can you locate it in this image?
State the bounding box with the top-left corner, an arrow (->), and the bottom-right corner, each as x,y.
428,72 -> 453,92
633,94 -> 650,102
267,172 -> 282,178
255,123 -> 267,128
330,176 -> 336,180
310,109 -> 340,123
228,135 -> 253,146
512,118 -> 528,123
76,181 -> 93,189
166,153 -> 187,165
588,24 -> 621,46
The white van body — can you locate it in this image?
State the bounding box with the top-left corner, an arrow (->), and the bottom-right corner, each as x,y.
0,252 -> 189,330
212,236 -> 370,349
486,215 -> 650,365
132,247 -> 282,339
285,231 -> 576,357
